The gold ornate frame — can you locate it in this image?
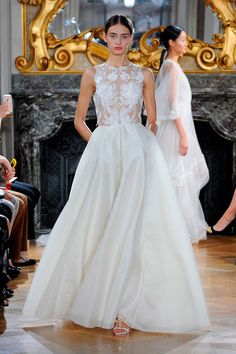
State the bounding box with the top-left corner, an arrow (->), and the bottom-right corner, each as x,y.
16,0 -> 236,73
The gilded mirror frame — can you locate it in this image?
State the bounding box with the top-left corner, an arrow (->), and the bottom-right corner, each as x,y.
16,0 -> 236,73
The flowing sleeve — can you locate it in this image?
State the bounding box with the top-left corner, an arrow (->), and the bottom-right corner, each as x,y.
155,61 -> 180,121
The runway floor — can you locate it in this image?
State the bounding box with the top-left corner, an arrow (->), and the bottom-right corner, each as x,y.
1,236 -> 236,354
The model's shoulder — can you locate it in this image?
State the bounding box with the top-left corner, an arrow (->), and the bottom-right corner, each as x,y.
162,59 -> 180,70
142,66 -> 154,74
83,66 -> 96,76
82,67 -> 96,82
129,63 -> 150,72
129,63 -> 153,76
141,66 -> 154,81
160,60 -> 180,77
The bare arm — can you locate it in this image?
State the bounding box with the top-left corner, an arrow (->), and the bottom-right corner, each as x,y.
164,62 -> 188,155
174,118 -> 188,156
74,67 -> 96,141
143,68 -> 157,135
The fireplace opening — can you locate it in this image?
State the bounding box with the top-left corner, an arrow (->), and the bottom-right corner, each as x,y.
40,119 -> 97,229
195,120 -> 235,234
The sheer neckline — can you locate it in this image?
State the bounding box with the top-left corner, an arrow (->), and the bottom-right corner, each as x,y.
103,61 -> 132,69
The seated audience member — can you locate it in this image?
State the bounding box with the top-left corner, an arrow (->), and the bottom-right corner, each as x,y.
0,101 -> 41,240
0,101 -> 37,309
0,190 -> 18,308
0,155 -> 40,239
10,190 -> 36,266
0,208 -> 11,308
11,181 -> 40,239
0,158 -> 36,266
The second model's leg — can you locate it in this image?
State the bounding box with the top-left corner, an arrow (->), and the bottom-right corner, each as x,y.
213,189 -> 236,231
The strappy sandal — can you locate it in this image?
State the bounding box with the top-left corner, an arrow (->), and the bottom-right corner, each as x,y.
112,317 -> 130,336
206,226 -> 213,234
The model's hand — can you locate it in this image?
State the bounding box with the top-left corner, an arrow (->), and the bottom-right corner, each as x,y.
179,136 -> 188,155
149,121 -> 158,135
0,102 -> 9,119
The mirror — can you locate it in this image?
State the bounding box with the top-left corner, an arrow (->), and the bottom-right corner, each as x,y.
49,0 -> 221,46
16,0 -> 236,72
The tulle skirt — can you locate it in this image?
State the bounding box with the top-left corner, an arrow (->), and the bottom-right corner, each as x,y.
23,123 -> 210,332
157,119 -> 209,243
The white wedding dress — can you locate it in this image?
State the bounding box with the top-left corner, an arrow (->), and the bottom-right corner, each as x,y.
155,59 -> 209,243
23,62 -> 210,333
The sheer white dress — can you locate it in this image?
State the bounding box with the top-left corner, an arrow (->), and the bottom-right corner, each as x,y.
23,62 -> 210,333
155,59 -> 209,243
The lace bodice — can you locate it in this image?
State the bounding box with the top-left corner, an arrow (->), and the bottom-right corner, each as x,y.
93,62 -> 144,126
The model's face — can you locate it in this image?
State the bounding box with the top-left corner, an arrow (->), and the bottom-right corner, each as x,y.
104,24 -> 133,55
170,31 -> 187,56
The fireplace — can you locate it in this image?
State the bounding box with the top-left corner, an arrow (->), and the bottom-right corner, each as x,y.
40,119 -> 97,228
195,120 -> 234,230
12,73 -> 236,234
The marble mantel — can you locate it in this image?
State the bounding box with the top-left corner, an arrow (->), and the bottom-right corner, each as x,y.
12,73 -> 236,140
11,73 -> 236,230
188,75 -> 236,141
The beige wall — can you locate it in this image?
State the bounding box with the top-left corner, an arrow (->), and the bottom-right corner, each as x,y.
0,0 -> 21,158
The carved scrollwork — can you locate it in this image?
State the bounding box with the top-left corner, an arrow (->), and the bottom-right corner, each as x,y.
16,0 -> 68,71
128,27 -> 162,69
18,0 -> 44,5
15,53 -> 35,71
16,0 -> 236,73
46,27 -> 108,69
196,47 -> 218,70
205,0 -> 236,69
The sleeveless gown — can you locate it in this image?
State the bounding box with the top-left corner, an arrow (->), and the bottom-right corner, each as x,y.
23,62 -> 210,333
155,59 -> 209,243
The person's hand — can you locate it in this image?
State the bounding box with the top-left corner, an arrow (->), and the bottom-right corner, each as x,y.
3,190 -> 13,201
179,136 -> 188,155
149,121 -> 158,135
0,157 -> 15,181
0,102 -> 9,119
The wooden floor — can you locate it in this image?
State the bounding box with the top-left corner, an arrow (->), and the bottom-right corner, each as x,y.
1,236 -> 236,354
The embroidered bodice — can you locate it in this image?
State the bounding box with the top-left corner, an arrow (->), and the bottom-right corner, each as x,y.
93,62 -> 144,126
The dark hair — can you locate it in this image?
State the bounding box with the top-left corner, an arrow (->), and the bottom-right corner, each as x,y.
158,25 -> 183,50
104,15 -> 134,35
157,25 -> 184,69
